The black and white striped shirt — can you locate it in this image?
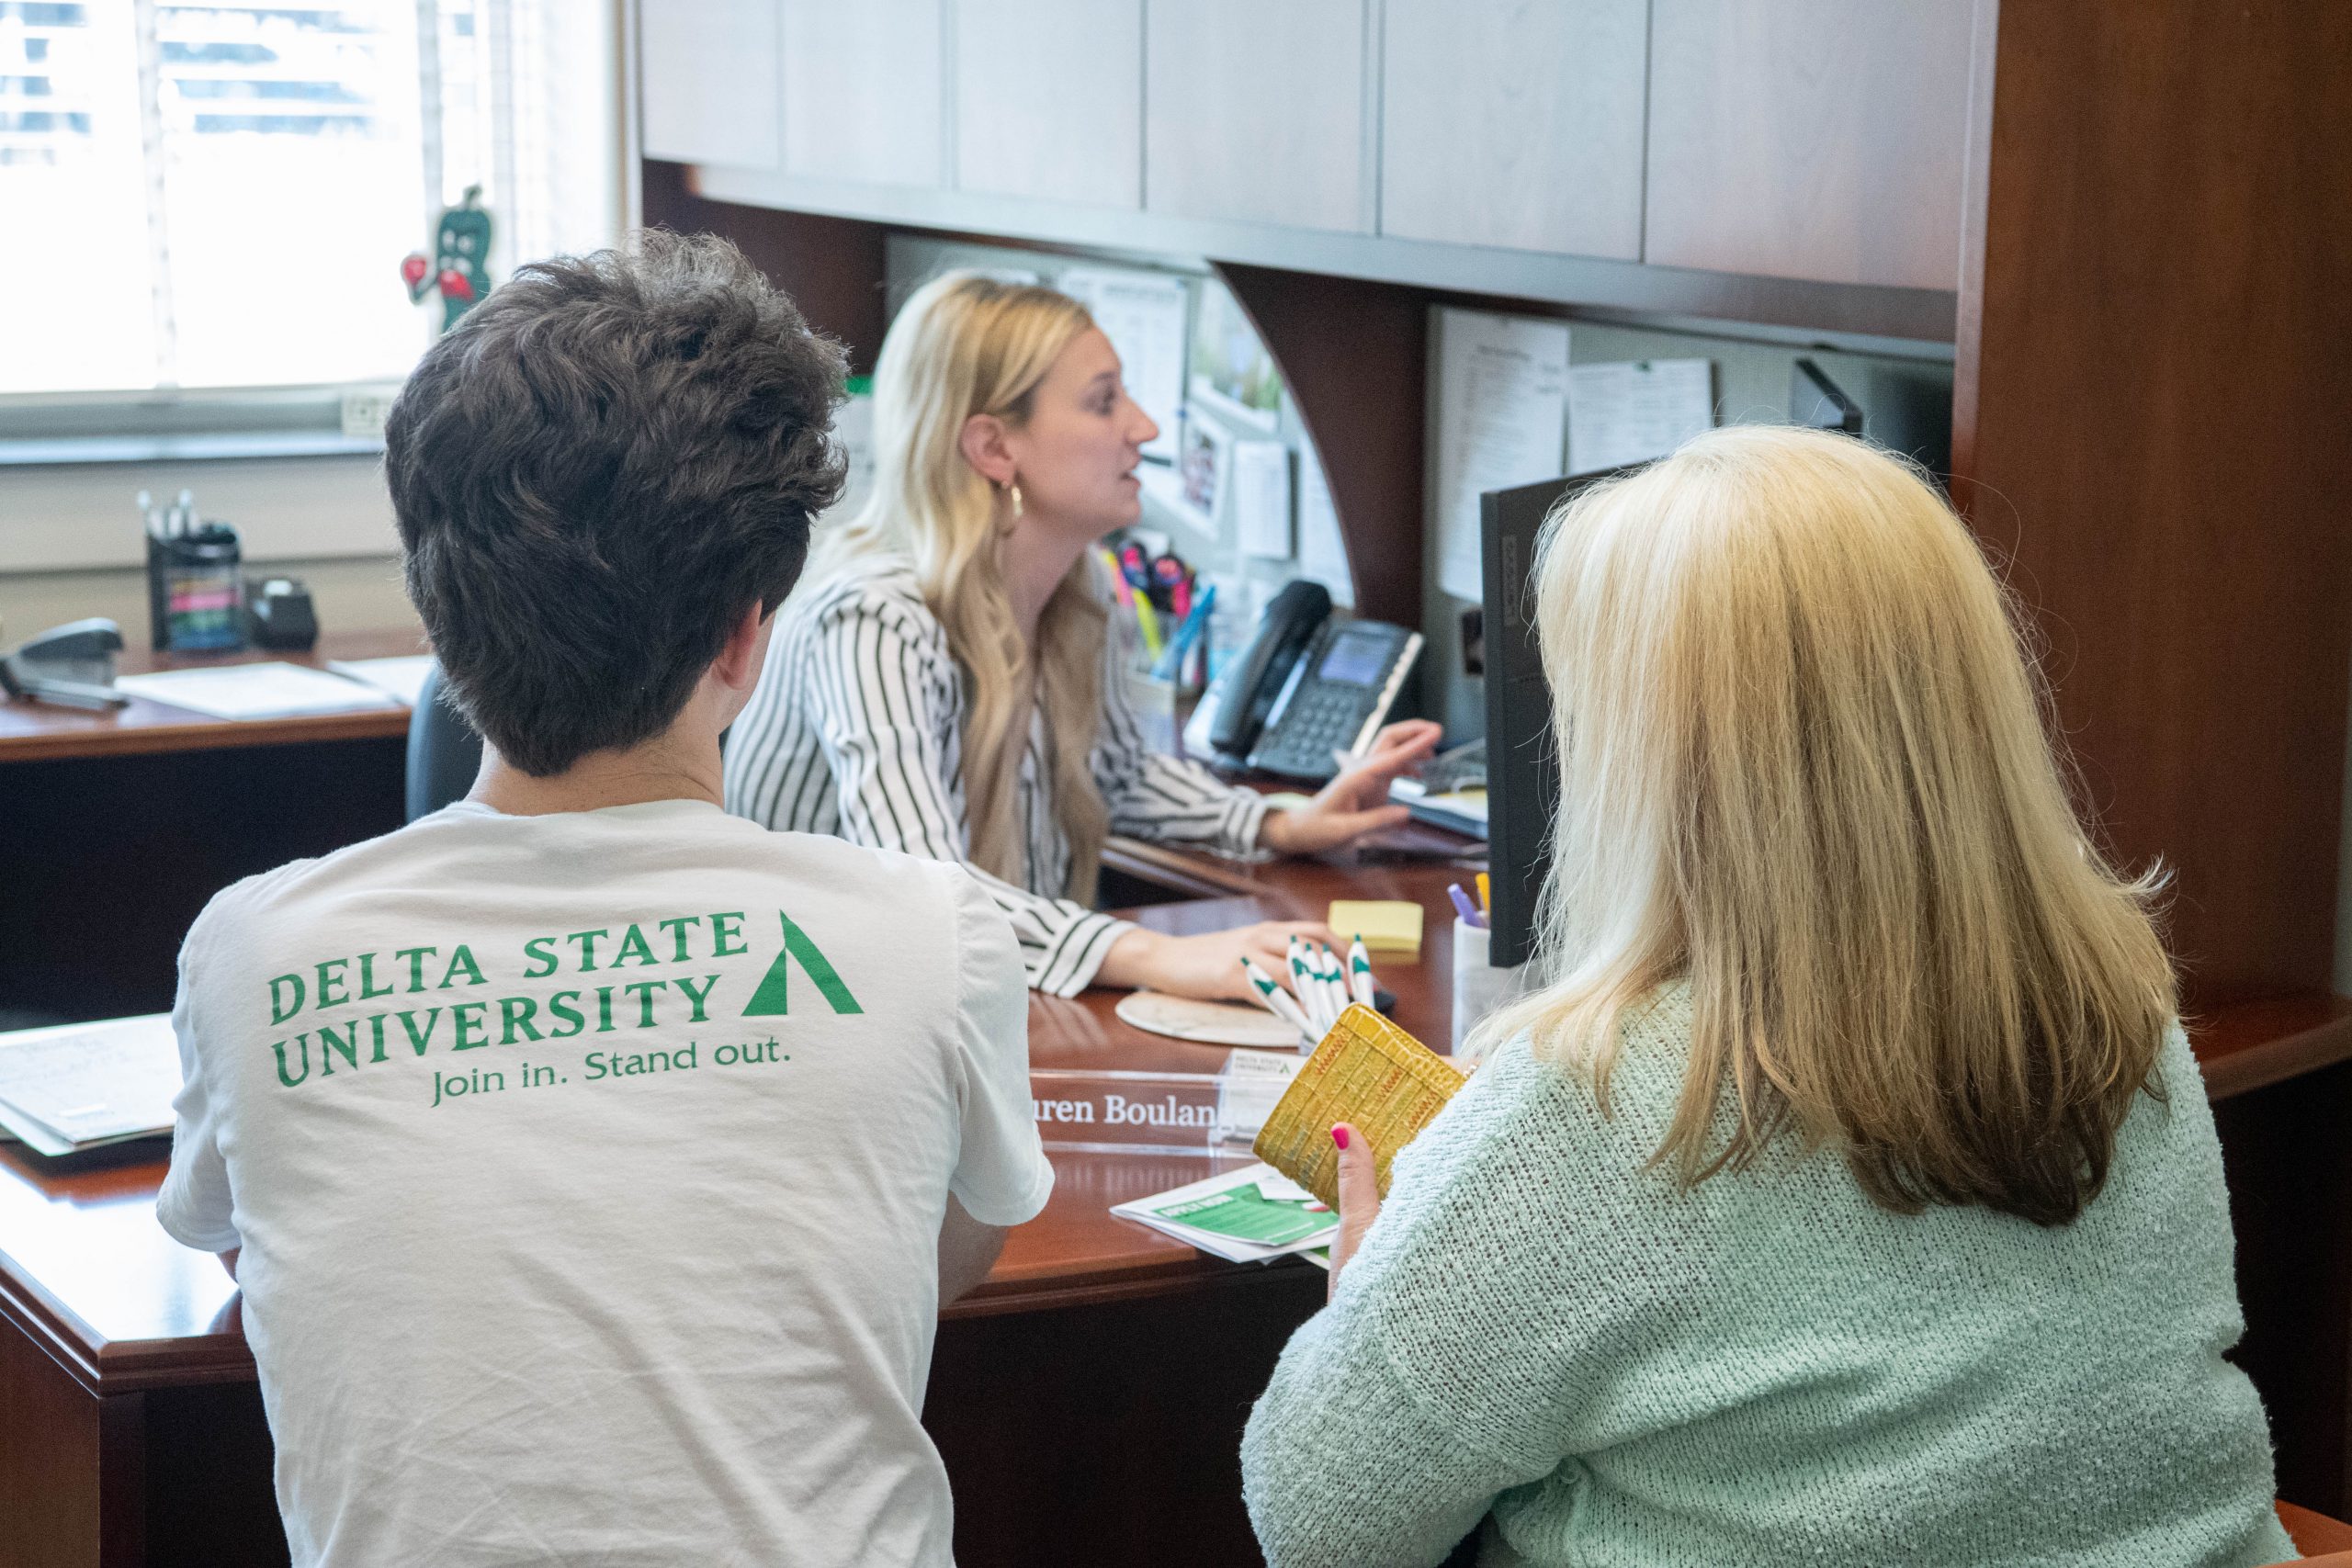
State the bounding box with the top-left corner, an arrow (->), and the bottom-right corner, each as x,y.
723,560 -> 1269,995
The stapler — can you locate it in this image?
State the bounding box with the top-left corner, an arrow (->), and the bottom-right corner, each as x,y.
0,617 -> 131,711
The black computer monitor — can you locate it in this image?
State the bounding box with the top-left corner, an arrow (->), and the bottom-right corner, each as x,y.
1479,466 -> 1639,969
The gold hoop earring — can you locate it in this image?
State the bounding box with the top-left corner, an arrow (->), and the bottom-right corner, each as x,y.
1007,480 -> 1024,519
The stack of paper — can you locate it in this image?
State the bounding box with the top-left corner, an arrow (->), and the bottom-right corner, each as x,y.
1110,1162 -> 1337,1264
327,654 -> 435,707
116,662 -> 402,721
1390,776 -> 1488,839
0,1015 -> 181,1156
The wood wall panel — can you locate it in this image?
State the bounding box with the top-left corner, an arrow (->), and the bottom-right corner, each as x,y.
640,163 -> 891,376
1214,264 -> 1428,630
1952,0 -> 2352,1010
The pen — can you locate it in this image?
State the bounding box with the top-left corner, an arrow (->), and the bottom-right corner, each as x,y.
1239,957 -> 1316,1040
1099,548 -> 1134,609
1132,592 -> 1163,660
1152,583 -> 1216,681
1348,935 -> 1376,1009
1449,883 -> 1487,929
1290,938 -> 1328,1033
1318,943 -> 1349,1024
1476,872 -> 1490,913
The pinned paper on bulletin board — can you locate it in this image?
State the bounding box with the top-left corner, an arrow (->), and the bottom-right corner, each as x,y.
1157,412 -> 1229,536
1430,308 -> 1570,602
1231,439 -> 1293,558
1060,267 -> 1187,465
1566,358 -> 1715,475
1295,442 -> 1353,606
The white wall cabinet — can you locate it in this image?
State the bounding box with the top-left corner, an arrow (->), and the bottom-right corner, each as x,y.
638,0 -> 780,169
643,0 -> 1976,327
1644,0 -> 1976,290
956,0 -> 1142,209
1144,0 -> 1371,234
1379,0 -> 1648,261
780,0 -> 944,187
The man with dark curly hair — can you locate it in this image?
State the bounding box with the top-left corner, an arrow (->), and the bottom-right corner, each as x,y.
154,234 -> 1050,1567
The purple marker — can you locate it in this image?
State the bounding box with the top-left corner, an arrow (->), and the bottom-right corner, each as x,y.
1448,883 -> 1487,929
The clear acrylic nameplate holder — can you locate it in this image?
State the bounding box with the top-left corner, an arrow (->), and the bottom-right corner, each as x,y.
1031,1052 -> 1300,1156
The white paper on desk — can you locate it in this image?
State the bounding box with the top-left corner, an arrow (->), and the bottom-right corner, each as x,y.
1059,267 -> 1187,464
1110,1161 -> 1334,1264
327,654 -> 434,707
116,662 -> 401,721
1295,443 -> 1354,605
1231,439 -> 1293,558
1566,358 -> 1715,475
0,1014 -> 180,1153
1431,308 -> 1570,601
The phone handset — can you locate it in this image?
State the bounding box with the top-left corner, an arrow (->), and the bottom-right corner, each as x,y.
1184,580 -> 1425,781
1193,580 -> 1331,761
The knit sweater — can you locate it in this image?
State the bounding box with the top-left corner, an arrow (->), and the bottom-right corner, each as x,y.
1240,985 -> 2294,1568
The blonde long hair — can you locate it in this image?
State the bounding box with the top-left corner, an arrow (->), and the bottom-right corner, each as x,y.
808,272 -> 1111,899
1472,425 -> 2175,1226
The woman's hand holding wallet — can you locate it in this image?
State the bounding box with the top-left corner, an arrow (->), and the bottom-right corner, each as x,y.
1325,1122 -> 1381,1300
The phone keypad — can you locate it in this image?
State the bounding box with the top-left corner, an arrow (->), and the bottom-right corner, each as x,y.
1250,682 -> 1372,778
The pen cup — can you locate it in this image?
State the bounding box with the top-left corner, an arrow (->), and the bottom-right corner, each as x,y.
1451,915 -> 1533,1059
1124,668 -> 1197,756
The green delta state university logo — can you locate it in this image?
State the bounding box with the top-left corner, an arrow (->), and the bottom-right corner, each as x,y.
259,910 -> 860,1106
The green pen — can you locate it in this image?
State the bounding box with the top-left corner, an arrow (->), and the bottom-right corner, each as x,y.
1241,956 -> 1316,1040
1348,935 -> 1376,1010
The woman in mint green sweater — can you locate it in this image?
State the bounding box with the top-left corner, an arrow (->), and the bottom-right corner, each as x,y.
1240,426 -> 2294,1568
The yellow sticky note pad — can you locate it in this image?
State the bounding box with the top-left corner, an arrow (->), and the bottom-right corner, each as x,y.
1329,899 -> 1423,958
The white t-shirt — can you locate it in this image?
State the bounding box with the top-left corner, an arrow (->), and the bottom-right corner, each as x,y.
158,798 -> 1052,1568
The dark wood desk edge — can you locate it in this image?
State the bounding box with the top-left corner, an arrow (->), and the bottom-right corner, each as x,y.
2192,994 -> 2352,1102
945,1248 -> 1313,1321
0,1247 -> 118,1393
1101,836 -> 1267,899
0,705 -> 413,764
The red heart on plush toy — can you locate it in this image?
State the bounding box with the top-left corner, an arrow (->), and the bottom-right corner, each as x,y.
401,253 -> 430,288
437,268 -> 475,301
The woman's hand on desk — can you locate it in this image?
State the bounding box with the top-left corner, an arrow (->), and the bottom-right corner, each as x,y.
1259,720 -> 1444,857
1099,920 -> 1342,1001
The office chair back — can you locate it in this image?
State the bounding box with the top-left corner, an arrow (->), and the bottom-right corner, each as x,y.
405,661 -> 483,821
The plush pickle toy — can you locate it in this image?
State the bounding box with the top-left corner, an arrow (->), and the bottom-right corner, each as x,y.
401,185 -> 493,334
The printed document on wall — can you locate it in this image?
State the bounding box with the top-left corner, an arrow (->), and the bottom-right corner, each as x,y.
1231,440 -> 1293,558
1295,442 -> 1354,606
1431,309 -> 1570,601
1566,358 -> 1714,474
1059,267 -> 1187,464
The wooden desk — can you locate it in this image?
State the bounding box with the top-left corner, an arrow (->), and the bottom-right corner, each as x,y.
6,682 -> 2352,1563
0,634 -> 420,765
0,634 -> 424,1026
0,833 -> 1472,1568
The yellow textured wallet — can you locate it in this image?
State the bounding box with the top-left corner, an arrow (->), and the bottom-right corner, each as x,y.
1252,1004 -> 1464,1209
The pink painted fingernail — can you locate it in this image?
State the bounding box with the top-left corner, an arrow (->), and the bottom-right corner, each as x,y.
1331,1126 -> 1350,1150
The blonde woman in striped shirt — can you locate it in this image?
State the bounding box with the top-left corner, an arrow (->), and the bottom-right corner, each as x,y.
724,273 -> 1440,997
